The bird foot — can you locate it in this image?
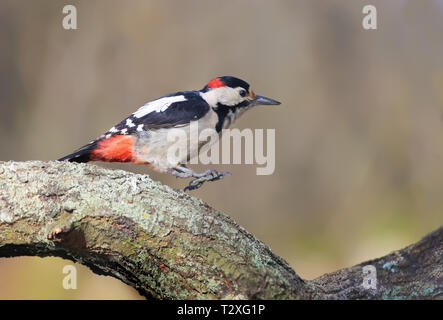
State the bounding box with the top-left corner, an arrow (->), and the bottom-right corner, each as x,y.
171,166 -> 231,191
184,170 -> 231,191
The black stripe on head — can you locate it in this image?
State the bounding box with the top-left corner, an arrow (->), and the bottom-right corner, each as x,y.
202,76 -> 250,92
218,76 -> 250,90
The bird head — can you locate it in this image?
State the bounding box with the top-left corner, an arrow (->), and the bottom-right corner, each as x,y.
200,76 -> 281,109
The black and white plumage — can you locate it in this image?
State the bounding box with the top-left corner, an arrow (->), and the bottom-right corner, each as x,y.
103,91 -> 210,135
58,76 -> 281,190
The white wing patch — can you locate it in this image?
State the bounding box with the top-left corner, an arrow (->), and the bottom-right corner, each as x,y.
126,118 -> 136,127
133,95 -> 186,118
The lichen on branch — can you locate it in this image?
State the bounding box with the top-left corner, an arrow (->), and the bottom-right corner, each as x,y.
0,161 -> 441,299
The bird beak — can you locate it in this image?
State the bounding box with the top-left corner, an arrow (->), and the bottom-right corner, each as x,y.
251,95 -> 281,106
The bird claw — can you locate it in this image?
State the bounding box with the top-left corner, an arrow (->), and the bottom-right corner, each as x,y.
184,181 -> 203,192
184,170 -> 232,191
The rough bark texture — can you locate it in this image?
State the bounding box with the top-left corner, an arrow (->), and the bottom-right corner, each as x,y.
0,161 -> 441,299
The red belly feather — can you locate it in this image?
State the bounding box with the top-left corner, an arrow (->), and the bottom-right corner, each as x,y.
90,135 -> 135,162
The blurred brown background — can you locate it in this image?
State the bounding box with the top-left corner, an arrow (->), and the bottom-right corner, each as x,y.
1,0 -> 442,299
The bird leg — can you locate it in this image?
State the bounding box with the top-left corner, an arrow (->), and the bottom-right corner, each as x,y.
170,165 -> 231,191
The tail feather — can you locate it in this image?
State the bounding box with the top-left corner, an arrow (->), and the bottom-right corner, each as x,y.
58,141 -> 98,163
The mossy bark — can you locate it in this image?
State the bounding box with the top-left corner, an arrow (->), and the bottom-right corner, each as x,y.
0,161 -> 441,299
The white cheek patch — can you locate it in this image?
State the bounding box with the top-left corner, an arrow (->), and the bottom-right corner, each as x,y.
137,124 -> 144,132
201,87 -> 245,107
221,90 -> 241,106
133,95 -> 187,118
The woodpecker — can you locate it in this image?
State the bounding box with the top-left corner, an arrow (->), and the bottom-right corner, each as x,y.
58,76 -> 281,190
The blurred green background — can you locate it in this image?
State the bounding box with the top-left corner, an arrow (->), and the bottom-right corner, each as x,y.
1,0 -> 442,299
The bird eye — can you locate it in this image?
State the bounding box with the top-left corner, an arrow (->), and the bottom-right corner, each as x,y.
239,89 -> 247,97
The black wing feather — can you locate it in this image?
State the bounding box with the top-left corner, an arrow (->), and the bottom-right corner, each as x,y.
108,91 -> 210,135
58,140 -> 97,162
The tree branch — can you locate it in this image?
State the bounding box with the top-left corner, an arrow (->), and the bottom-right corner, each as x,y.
0,161 -> 441,299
